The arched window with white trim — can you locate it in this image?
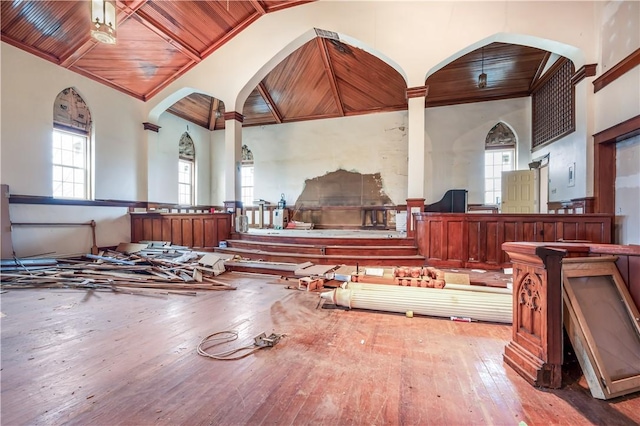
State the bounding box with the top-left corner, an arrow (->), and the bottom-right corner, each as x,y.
241,145 -> 254,207
484,122 -> 516,205
178,132 -> 195,205
52,87 -> 92,199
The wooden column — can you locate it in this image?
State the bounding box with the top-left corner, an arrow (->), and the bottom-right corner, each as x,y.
501,242 -> 569,388
405,198 -> 424,238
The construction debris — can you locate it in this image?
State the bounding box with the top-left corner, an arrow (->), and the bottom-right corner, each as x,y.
0,242 -> 236,296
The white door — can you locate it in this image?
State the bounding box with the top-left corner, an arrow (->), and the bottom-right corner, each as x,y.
502,170 -> 536,213
539,164 -> 549,213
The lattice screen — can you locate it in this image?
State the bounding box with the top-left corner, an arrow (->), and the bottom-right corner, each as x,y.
532,59 -> 575,149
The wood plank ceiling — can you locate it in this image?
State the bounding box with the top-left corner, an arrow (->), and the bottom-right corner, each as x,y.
1,1 -> 559,130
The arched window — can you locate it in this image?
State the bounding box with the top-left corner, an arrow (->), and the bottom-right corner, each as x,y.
484,122 -> 516,205
241,145 -> 254,207
52,87 -> 92,199
178,131 -> 195,205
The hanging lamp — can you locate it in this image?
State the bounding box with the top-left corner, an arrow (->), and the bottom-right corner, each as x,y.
91,0 -> 117,44
478,46 -> 487,88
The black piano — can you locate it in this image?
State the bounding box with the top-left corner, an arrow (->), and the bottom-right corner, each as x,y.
425,189 -> 468,213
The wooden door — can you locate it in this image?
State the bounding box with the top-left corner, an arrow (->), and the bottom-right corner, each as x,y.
501,170 -> 535,213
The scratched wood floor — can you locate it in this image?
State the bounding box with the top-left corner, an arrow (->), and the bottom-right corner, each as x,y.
1,273 -> 639,426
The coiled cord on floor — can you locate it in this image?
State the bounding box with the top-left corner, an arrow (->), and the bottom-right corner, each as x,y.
197,330 -> 284,360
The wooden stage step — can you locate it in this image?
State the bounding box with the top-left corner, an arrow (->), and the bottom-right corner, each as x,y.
215,246 -> 425,267
225,239 -> 419,256
217,232 -> 424,266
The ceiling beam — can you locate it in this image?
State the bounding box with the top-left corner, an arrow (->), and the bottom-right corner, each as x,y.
208,98 -> 220,130
530,57 -> 568,93
144,60 -> 199,101
528,51 -> 551,92
132,10 -> 202,62
257,83 -> 283,124
264,0 -> 316,13
68,66 -> 146,100
316,37 -> 345,117
59,0 -> 149,68
200,12 -> 261,58
248,0 -> 267,15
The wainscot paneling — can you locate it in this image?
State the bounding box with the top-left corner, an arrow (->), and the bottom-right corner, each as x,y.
414,213 -> 613,269
130,213 -> 231,249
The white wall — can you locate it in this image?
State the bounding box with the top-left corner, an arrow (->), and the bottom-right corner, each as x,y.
424,97 -> 531,205
533,80 -> 592,203
594,0 -> 640,245
615,135 -> 640,245
8,205 -> 130,258
155,112 -> 211,205
239,111 -> 408,207
0,44 -> 147,201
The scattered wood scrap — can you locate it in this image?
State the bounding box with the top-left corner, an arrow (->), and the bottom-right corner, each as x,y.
0,243 -> 236,296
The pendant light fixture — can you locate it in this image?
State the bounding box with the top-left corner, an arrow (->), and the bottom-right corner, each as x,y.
478,46 -> 487,88
91,0 -> 117,44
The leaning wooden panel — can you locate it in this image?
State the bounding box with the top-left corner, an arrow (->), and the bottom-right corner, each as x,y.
562,257 -> 640,399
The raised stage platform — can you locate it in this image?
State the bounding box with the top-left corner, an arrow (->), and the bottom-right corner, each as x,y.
217,228 -> 422,267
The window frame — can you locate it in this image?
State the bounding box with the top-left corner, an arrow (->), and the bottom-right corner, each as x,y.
178,158 -> 195,206
52,126 -> 91,200
484,147 -> 515,206
241,162 -> 254,208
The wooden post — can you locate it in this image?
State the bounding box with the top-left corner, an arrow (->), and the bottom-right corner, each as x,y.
501,242 -> 568,388
405,198 -> 424,238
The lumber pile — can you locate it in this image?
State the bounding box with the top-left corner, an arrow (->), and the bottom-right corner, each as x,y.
0,242 -> 236,296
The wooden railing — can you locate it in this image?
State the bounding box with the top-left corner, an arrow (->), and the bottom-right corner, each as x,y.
130,212 -> 231,250
291,205 -> 404,230
501,242 -> 640,389
547,196 -> 595,214
414,212 -> 613,270
129,203 -> 224,214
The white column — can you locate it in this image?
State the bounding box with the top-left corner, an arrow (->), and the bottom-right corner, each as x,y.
406,87 -> 427,199
224,113 -> 243,204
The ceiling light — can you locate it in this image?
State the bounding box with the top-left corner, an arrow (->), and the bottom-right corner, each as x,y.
478,47 -> 487,88
91,0 -> 117,45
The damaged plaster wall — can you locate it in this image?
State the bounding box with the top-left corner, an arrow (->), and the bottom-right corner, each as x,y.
296,169 -> 393,207
241,111 -> 408,207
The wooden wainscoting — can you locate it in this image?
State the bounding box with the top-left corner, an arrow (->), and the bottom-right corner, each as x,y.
130,212 -> 232,249
414,213 -> 613,270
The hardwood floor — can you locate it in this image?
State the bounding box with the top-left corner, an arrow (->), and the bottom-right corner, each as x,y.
1,273 -> 639,425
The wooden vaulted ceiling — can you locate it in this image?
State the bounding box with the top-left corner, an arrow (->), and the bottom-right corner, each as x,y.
1,1 -> 562,130
0,0 -> 314,100
169,40 -> 555,130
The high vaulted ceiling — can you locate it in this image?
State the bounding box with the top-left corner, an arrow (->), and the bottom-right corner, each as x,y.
2,1 -> 562,130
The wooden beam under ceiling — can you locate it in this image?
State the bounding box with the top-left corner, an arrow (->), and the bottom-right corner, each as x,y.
528,51 -> 551,92
59,0 -> 149,68
132,10 -> 202,62
200,12 -> 262,58
257,82 -> 283,124
248,0 -> 267,15
316,37 -> 345,117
